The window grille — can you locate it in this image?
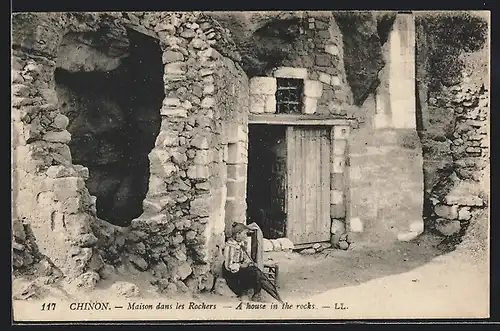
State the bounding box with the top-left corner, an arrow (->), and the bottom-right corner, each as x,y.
275,78 -> 304,114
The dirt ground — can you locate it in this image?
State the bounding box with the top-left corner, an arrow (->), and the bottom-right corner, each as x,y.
12,227 -> 490,319
260,234 -> 445,300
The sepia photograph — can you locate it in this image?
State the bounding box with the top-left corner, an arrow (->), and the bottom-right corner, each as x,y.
11,9 -> 490,322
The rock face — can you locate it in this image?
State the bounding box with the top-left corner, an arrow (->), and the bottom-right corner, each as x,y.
415,12 -> 489,243
333,12 -> 396,106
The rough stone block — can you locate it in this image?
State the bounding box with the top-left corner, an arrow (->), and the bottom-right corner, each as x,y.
42,130 -> 71,144
74,165 -> 89,180
46,165 -> 76,178
156,130 -> 180,147
434,204 -> 459,219
303,97 -> 318,114
190,37 -> 208,49
330,76 -> 341,87
52,114 -> 69,131
162,51 -> 184,64
225,198 -> 245,220
277,238 -> 294,251
227,143 -> 247,165
250,94 -> 265,114
164,61 -> 186,75
129,254 -> 148,271
330,218 -> 345,234
315,54 -> 331,66
333,139 -> 347,155
264,95 -> 277,113
249,77 -> 277,95
226,179 -> 246,198
142,198 -> 169,214
187,165 -> 209,179
191,135 -> 209,149
458,207 -> 472,221
304,80 -> 323,98
330,190 -> 343,205
49,177 -> 86,198
227,123 -> 247,144
227,164 -> 247,181
338,241 -> 349,250
160,107 -> 187,117
149,150 -> 178,177
330,173 -> 344,190
59,196 -> 86,214
147,175 -> 167,197
332,156 -> 346,173
203,84 -> 215,95
201,97 -> 215,109
318,72 -> 331,85
273,67 -> 308,79
333,125 -> 350,140
194,149 -> 210,165
435,218 -> 461,236
190,195 -> 211,217
325,44 -> 339,56
349,217 -> 363,232
263,239 -> 273,252
330,204 -> 345,218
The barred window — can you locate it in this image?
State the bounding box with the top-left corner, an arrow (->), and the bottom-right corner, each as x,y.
276,78 -> 304,114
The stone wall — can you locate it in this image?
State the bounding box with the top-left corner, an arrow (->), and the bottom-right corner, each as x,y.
12,12 -> 248,294
346,14 -> 425,246
415,12 -> 489,241
215,58 -> 250,237
276,12 -> 353,114
12,13 -> 100,280
245,11 -> 356,248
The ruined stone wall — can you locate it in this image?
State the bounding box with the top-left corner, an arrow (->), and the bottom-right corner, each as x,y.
12,13 -> 102,281
12,12 -> 247,294
415,13 -> 489,240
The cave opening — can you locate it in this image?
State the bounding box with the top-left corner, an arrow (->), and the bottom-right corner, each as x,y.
54,28 -> 164,227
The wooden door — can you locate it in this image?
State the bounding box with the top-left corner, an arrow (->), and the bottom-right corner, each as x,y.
286,126 -> 331,245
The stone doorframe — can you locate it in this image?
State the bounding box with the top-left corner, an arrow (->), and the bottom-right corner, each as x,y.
248,114 -> 355,249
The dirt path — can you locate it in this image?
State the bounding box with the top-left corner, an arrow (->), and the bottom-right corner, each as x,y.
13,232 -> 489,320
261,234 -> 444,300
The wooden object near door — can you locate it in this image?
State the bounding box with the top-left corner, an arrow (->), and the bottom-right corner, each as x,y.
286,126 -> 331,245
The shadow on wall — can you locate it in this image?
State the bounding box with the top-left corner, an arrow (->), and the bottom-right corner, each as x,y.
54,28 -> 165,226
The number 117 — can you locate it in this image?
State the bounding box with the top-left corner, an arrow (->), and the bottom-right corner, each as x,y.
41,303 -> 56,311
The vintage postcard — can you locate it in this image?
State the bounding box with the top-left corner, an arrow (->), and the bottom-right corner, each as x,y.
11,10 -> 490,322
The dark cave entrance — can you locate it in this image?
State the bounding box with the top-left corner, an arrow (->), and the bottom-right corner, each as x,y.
246,125 -> 288,239
54,28 -> 164,227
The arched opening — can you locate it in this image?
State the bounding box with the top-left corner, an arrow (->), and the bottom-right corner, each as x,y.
54,27 -> 164,226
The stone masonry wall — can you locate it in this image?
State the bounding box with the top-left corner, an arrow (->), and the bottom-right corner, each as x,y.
215,58 -> 250,237
12,13 -> 100,281
415,13 -> 489,240
12,12 -> 247,294
246,11 -> 355,249
278,12 -> 353,114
